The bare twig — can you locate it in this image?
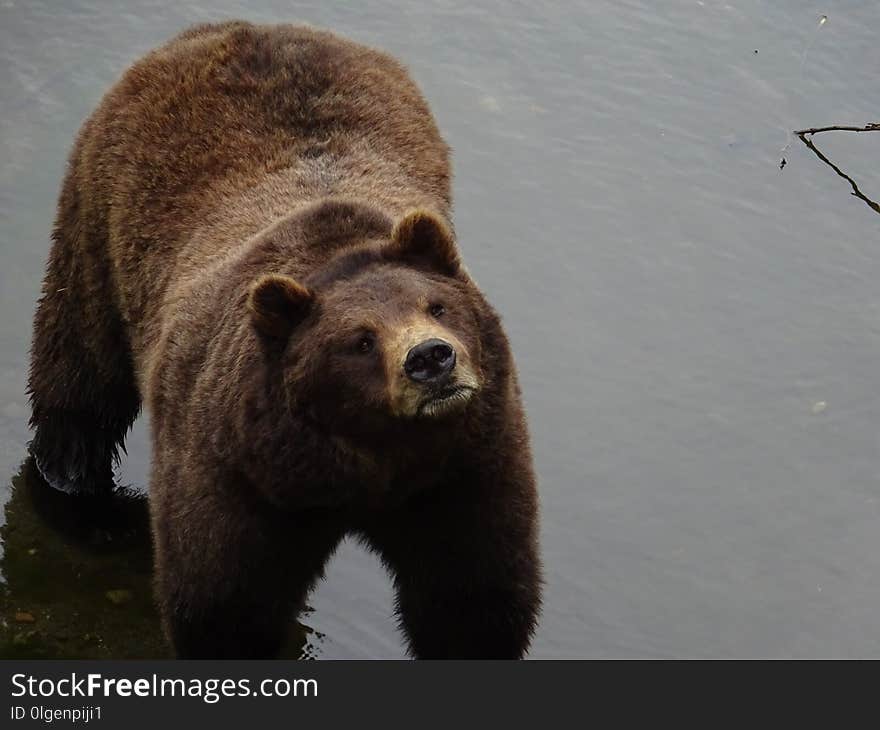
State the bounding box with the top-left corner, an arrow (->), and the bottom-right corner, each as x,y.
793,123 -> 880,216
794,123 -> 880,136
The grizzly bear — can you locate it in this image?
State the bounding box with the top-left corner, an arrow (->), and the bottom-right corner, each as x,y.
27,21 -> 541,658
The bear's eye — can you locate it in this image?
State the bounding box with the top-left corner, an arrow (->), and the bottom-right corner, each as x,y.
429,303 -> 445,318
357,335 -> 375,354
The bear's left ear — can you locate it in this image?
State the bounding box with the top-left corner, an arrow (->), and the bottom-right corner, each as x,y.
386,209 -> 460,276
248,274 -> 314,339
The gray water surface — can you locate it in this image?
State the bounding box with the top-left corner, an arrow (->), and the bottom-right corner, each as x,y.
1,0 -> 879,658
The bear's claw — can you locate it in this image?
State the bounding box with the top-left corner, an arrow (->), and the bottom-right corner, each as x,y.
28,415 -> 119,496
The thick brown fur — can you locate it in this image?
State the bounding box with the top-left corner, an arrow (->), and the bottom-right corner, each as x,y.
28,22 -> 541,659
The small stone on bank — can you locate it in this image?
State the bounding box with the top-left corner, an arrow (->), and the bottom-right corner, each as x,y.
105,589 -> 133,606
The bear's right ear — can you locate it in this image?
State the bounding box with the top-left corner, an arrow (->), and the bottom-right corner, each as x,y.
247,274 -> 313,339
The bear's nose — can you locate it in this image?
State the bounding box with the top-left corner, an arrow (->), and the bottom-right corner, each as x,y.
404,338 -> 456,383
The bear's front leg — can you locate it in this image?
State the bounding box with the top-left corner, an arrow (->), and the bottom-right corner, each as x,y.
361,439 -> 542,659
152,462 -> 344,658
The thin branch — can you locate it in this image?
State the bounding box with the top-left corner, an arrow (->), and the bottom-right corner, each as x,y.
792,123 -> 880,216
794,123 -> 880,136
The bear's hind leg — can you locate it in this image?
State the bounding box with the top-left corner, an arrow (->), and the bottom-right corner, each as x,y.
27,172 -> 140,495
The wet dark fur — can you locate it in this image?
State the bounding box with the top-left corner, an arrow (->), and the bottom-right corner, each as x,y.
28,21 -> 541,658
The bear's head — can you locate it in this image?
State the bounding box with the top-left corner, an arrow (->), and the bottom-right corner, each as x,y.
247,209 -> 485,441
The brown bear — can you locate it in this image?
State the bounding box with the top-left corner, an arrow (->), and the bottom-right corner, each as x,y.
27,21 -> 541,659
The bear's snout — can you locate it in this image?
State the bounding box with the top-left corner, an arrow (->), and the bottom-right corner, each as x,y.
404,338 -> 456,383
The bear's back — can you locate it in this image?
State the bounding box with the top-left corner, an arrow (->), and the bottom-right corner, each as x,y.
102,21 -> 450,210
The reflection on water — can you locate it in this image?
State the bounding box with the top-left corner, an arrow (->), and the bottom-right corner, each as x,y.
0,460 -> 318,658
